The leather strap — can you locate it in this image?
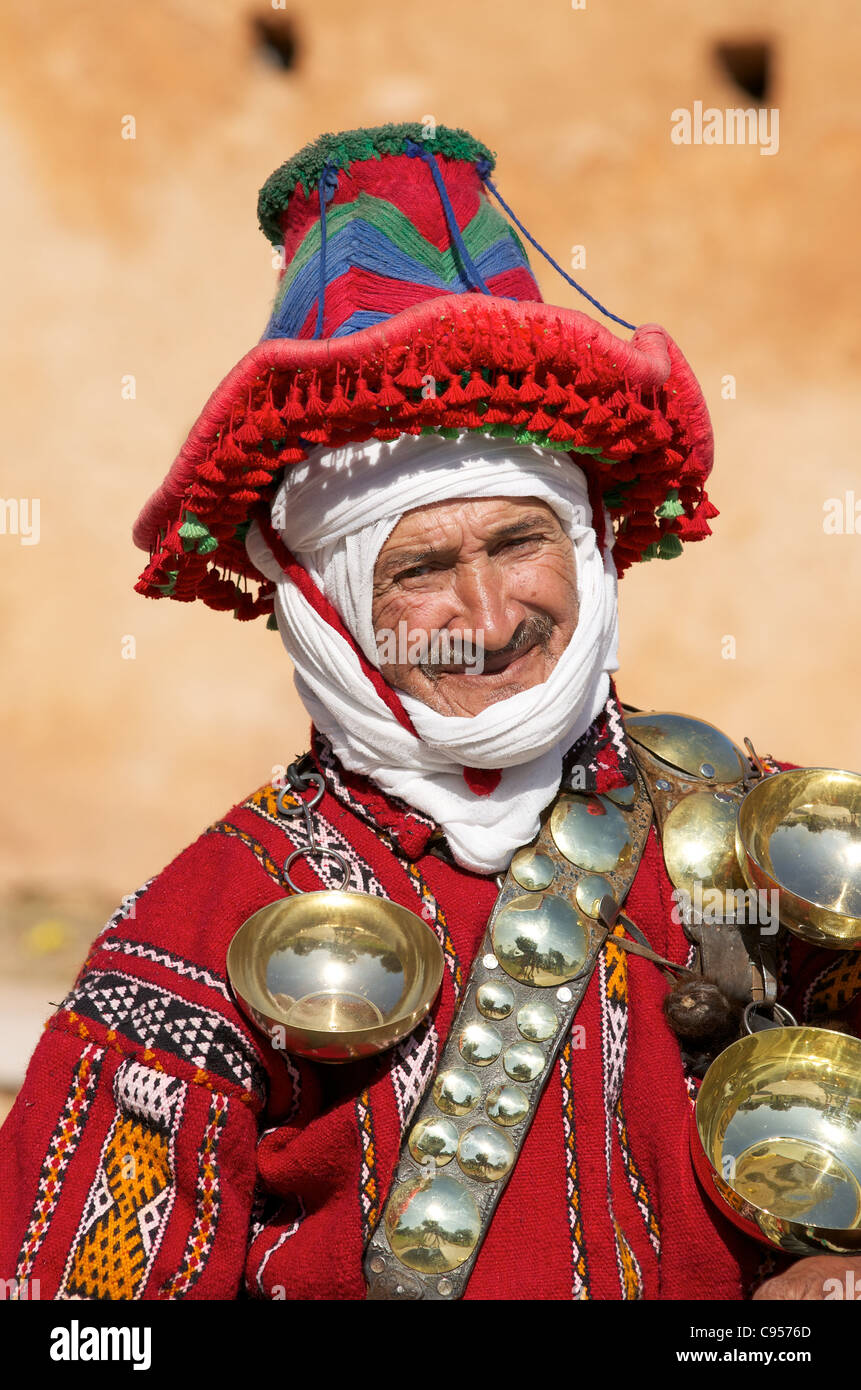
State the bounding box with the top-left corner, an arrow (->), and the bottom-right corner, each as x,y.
364,764 -> 653,1300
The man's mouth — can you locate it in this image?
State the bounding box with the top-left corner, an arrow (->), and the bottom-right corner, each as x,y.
418,615 -> 554,682
475,645 -> 534,676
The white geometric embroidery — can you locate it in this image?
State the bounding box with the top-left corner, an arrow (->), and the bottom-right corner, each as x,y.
606,695 -> 628,763
77,1169 -> 114,1237
100,940 -> 232,1000
138,1189 -> 172,1256
598,950 -> 641,1299
62,969 -> 264,1093
113,1061 -> 184,1132
390,1022 -> 439,1133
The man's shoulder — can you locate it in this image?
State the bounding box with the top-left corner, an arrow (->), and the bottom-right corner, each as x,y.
203,774 -> 304,860
123,773 -> 303,941
63,771 -> 306,1006
46,772 -> 302,1105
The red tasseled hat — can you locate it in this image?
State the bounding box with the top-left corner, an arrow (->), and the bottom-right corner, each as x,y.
132,122 -> 716,624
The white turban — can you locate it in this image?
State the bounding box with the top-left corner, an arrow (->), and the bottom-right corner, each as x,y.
246,432 -> 619,873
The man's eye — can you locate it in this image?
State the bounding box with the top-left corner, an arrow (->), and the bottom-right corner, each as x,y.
501,534 -> 543,550
396,564 -> 433,582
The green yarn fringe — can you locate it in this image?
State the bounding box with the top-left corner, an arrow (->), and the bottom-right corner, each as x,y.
156,569 -> 179,596
655,488 -> 684,519
658,533 -> 683,559
258,123 -> 497,244
642,533 -> 684,562
603,481 -> 638,510
179,511 -> 219,556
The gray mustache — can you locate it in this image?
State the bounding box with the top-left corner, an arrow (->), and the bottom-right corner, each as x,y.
419,613 -> 555,679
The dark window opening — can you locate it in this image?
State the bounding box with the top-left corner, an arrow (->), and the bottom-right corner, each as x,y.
252,14 -> 299,71
713,40 -> 773,104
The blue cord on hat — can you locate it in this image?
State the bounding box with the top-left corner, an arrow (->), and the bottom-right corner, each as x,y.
313,163 -> 340,339
404,138 -> 491,295
310,148 -> 635,339
475,157 -> 636,332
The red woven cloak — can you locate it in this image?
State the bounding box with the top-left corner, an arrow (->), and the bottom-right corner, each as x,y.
1,697 -> 857,1300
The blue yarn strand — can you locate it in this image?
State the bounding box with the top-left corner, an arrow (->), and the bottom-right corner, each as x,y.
475,159 -> 636,332
405,139 -> 491,295
313,163 -> 339,339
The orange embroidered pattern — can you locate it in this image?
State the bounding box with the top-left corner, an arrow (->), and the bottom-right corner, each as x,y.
613,1219 -> 644,1300
356,1088 -> 380,1242
559,1036 -> 590,1299
405,862 -> 464,1001
806,953 -> 861,1019
62,1111 -> 176,1299
614,1097 -> 662,1256
161,1092 -> 227,1297
15,1045 -> 104,1286
600,932 -> 647,1300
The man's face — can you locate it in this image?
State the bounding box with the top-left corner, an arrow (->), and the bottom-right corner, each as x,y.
371,495 -> 579,717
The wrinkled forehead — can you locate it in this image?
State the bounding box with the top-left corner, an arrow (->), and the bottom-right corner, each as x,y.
377,494 -> 568,555
392,491 -> 563,526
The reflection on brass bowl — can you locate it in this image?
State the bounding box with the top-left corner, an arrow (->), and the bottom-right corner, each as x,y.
691,1026 -> 861,1255
227,893 -> 444,1063
737,768 -> 861,948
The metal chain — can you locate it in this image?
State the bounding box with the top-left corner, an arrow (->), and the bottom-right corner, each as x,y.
275,758 -> 350,892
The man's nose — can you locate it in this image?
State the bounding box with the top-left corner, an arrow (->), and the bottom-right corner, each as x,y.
450,561 -> 522,650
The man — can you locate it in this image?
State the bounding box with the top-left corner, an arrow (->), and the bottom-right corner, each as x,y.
1,122 -> 858,1301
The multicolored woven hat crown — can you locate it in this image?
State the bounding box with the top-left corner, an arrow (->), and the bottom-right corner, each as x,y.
133,121 -> 717,622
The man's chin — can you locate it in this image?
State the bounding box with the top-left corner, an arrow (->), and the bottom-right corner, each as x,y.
416,647 -> 552,715
432,681 -> 531,715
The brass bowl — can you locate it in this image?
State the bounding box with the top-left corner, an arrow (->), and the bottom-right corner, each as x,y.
227,892 -> 445,1063
691,1026 -> 861,1255
736,767 -> 861,948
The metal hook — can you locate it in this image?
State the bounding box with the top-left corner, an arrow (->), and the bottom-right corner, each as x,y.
742,1000 -> 798,1034
275,767 -> 327,869
276,772 -> 324,819
283,846 -> 351,895
743,737 -> 768,781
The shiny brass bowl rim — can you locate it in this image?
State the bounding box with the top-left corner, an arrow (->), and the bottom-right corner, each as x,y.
693,1023 -> 861,1250
736,767 -> 861,929
226,891 -> 446,1056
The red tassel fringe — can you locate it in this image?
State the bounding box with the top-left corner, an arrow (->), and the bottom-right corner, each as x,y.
138,307 -> 714,619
